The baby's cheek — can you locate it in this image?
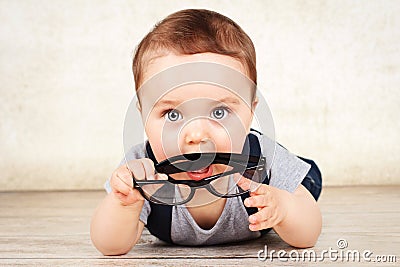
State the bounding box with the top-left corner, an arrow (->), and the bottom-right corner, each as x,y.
215,130 -> 247,154
145,123 -> 169,161
218,138 -> 233,152
217,120 -> 249,153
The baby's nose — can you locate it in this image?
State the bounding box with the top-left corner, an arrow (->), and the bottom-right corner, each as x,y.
181,118 -> 212,145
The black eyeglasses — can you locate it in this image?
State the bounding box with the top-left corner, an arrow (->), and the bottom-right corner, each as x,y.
132,152 -> 268,205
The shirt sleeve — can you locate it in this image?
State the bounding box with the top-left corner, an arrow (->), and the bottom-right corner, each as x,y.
261,135 -> 311,193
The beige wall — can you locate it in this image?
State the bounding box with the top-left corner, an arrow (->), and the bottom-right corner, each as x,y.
1,0 -> 399,191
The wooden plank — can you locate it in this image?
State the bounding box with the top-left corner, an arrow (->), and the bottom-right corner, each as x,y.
0,231 -> 398,259
0,187 -> 399,265
0,212 -> 398,236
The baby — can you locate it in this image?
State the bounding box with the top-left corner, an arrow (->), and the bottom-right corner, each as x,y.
90,9 -> 322,255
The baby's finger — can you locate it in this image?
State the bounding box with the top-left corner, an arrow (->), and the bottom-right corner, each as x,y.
244,194 -> 269,208
115,187 -> 144,205
127,160 -> 146,180
110,174 -> 131,195
125,188 -> 145,203
236,176 -> 261,192
249,206 -> 278,231
248,206 -> 271,224
251,184 -> 269,195
249,219 -> 274,232
154,173 -> 168,180
116,167 -> 134,188
140,158 -> 156,180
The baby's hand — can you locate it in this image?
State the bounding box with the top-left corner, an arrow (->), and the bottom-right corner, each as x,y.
237,178 -> 291,231
109,158 -> 155,206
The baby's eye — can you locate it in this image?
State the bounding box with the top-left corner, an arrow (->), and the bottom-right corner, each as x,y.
165,109 -> 182,122
211,107 -> 229,120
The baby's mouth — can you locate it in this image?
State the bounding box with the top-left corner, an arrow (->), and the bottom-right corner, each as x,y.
187,165 -> 213,181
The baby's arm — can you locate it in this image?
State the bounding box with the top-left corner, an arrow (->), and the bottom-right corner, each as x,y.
238,180 -> 322,248
90,159 -> 154,255
268,185 -> 321,247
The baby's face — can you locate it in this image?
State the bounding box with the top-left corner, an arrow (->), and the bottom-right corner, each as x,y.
139,53 -> 257,181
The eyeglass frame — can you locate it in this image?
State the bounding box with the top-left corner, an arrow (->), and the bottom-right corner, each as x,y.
132,152 -> 269,205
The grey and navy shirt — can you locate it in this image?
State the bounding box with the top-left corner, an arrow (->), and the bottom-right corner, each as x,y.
105,131 -> 310,245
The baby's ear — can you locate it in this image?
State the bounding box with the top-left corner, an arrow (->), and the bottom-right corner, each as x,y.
136,101 -> 142,112
252,96 -> 259,111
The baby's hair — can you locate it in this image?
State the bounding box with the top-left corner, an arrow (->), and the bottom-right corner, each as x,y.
132,9 -> 257,89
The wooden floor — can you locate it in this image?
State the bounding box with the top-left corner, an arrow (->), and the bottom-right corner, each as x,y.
0,186 -> 399,266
